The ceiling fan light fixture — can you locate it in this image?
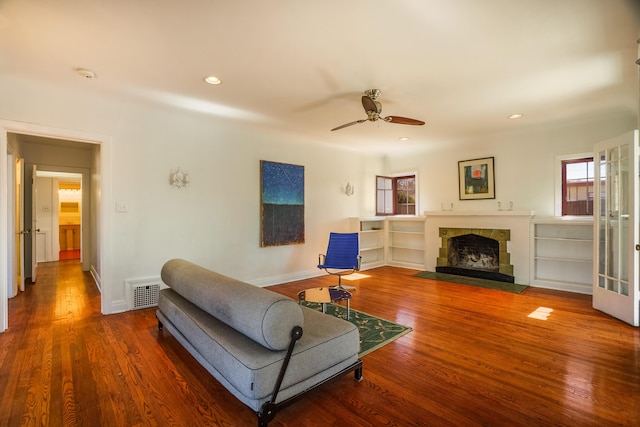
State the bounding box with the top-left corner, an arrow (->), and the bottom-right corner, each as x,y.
204,75 -> 222,85
331,89 -> 425,131
75,67 -> 96,79
508,113 -> 524,119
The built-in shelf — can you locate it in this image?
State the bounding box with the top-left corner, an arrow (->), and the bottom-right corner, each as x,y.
387,217 -> 426,270
534,256 -> 592,263
534,236 -> 592,242
351,216 -> 426,270
350,214 -> 594,295
530,217 -> 594,294
350,217 -> 387,269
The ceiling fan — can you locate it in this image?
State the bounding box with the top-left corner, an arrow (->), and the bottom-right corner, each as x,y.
331,89 -> 425,131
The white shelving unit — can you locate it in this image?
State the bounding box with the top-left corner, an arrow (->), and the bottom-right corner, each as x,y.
386,216 -> 427,270
350,217 -> 387,269
530,217 -> 594,294
350,216 -> 426,270
352,214 -> 595,293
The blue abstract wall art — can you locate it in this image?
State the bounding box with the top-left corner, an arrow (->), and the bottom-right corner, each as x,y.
260,160 -> 305,247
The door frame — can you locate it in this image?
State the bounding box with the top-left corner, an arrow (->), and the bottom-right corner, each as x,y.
0,120 -> 113,332
16,157 -> 25,292
31,164 -> 38,283
5,150 -> 15,299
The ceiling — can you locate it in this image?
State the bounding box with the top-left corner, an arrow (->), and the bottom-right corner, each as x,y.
0,0 -> 638,154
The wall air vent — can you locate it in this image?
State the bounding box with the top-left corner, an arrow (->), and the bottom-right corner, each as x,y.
125,277 -> 166,310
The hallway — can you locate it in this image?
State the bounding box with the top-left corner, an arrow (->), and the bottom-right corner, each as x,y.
0,260 -> 102,425
0,261 -> 260,426
0,261 -> 186,426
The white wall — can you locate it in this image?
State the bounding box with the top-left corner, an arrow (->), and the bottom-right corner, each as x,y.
90,144 -> 101,288
385,112 -> 637,217
107,107 -> 368,287
0,75 -> 374,313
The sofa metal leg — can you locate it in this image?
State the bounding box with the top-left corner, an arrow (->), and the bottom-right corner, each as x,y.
257,358 -> 363,426
257,403 -> 276,427
155,312 -> 164,330
354,364 -> 363,381
256,326 -> 303,426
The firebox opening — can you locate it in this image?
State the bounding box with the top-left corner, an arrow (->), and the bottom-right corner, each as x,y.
436,232 -> 515,283
448,234 -> 499,272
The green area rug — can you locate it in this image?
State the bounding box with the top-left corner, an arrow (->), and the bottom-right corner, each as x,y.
301,302 -> 412,357
414,271 -> 528,294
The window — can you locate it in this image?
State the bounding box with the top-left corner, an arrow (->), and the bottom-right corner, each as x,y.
376,176 -> 393,214
561,157 -> 594,216
376,175 -> 416,215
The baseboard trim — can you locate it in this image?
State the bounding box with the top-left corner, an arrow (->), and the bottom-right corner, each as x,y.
248,269 -> 324,288
90,265 -> 101,292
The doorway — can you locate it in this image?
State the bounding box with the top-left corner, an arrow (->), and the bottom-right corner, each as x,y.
58,180 -> 82,261
1,120 -> 113,332
33,171 -> 83,265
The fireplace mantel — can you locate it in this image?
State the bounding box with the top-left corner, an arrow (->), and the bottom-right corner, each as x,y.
425,210 -> 535,218
423,210 -> 534,284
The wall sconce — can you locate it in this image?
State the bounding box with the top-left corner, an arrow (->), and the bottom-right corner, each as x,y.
170,167 -> 190,189
344,182 -> 354,196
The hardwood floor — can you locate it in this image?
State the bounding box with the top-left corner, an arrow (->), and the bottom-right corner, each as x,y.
1,261 -> 638,426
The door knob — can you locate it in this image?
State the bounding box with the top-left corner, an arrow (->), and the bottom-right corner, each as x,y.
17,228 -> 39,235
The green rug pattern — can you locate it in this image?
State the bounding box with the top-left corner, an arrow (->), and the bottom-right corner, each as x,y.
301,302 -> 412,357
414,271 -> 528,294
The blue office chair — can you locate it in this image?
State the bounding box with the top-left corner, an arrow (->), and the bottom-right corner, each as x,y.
317,232 -> 362,290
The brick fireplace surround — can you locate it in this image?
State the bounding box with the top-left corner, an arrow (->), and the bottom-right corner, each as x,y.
424,211 -> 535,285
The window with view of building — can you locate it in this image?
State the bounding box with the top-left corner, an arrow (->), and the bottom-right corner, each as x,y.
562,157 -> 594,216
376,175 -> 416,215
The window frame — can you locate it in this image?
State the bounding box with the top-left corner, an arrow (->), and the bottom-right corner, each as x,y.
376,172 -> 418,216
555,152 -> 594,216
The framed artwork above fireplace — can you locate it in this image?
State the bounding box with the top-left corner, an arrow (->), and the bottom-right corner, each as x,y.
458,156 -> 495,200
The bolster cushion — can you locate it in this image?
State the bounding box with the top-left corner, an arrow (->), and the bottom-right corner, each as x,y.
160,259 -> 304,350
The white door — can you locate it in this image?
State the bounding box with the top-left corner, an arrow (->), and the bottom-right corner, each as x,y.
6,152 -> 16,298
16,158 -> 24,292
31,164 -> 38,282
593,130 -> 639,326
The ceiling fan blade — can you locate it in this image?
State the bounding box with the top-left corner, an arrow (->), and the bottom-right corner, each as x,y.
361,95 -> 378,113
385,116 -> 425,126
331,119 -> 366,131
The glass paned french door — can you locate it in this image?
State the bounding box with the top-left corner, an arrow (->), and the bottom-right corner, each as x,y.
593,131 -> 639,326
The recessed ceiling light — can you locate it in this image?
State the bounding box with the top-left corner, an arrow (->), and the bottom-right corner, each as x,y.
508,113 -> 523,119
75,68 -> 96,79
204,75 -> 222,85
399,137 -> 410,141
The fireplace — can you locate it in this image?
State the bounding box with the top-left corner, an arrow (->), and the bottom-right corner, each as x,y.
436,227 -> 514,283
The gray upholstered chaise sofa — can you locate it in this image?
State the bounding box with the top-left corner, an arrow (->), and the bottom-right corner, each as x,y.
156,259 -> 363,427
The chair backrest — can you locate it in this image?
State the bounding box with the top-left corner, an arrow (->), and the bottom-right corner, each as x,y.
322,232 -> 359,269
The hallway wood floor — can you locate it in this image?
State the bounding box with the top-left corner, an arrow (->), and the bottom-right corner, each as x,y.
0,261 -> 638,426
